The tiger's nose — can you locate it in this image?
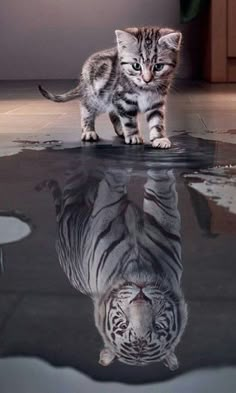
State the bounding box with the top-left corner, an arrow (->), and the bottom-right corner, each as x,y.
131,290 -> 152,304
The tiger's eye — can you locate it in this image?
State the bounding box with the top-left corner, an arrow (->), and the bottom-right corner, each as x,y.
132,63 -> 141,71
154,64 -> 164,72
120,322 -> 128,330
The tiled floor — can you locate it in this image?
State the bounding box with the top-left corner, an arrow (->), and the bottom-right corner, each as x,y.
0,80 -> 236,157
0,80 -> 236,391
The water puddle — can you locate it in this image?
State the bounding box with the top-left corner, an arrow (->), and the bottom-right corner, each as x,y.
0,135 -> 235,387
184,166 -> 236,215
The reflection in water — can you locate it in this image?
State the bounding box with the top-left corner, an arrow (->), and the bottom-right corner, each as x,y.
43,169 -> 187,369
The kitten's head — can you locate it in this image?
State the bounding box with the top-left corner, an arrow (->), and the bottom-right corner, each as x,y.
115,26 -> 182,89
95,282 -> 188,368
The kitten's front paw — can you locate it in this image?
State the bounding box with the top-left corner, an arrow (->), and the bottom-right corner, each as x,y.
152,137 -> 171,149
81,131 -> 98,141
125,135 -> 143,145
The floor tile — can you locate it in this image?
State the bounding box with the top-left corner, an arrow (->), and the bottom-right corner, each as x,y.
200,111 -> 236,130
0,114 -> 64,133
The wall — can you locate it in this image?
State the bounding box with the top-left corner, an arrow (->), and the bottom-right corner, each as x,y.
0,0 -> 201,80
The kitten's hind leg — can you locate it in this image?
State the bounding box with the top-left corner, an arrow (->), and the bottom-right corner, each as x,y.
81,105 -> 98,141
109,111 -> 124,138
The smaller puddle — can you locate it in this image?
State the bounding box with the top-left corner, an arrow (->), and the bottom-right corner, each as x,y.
13,139 -> 62,148
184,166 -> 236,214
227,129 -> 236,135
0,215 -> 31,244
0,210 -> 32,245
0,211 -> 32,275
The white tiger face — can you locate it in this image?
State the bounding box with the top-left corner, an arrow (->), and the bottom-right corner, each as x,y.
96,282 -> 187,368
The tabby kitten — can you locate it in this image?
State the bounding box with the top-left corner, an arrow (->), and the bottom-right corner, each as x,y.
39,26 -> 182,148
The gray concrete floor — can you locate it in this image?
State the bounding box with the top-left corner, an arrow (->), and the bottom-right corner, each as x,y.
0,80 -> 236,385
0,80 -> 236,158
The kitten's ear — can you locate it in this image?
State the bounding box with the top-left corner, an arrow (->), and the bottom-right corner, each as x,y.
158,32 -> 182,50
163,352 -> 179,371
115,30 -> 138,50
99,348 -> 116,366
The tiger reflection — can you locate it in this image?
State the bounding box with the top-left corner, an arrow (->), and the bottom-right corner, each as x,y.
45,168 -> 187,369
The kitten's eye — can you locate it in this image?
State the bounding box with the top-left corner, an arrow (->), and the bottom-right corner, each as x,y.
120,322 -> 128,330
154,64 -> 164,72
132,63 -> 141,71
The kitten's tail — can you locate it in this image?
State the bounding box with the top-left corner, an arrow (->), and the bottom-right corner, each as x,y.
38,83 -> 81,102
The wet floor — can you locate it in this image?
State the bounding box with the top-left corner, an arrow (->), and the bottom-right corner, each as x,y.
0,135 -> 236,391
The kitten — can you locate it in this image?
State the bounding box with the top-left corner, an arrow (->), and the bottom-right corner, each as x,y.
38,26 -> 182,148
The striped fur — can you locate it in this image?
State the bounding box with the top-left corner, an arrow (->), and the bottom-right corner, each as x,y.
38,27 -> 182,148
46,168 -> 187,368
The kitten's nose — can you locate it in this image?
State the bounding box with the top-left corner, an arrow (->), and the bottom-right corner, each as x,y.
142,72 -> 153,84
